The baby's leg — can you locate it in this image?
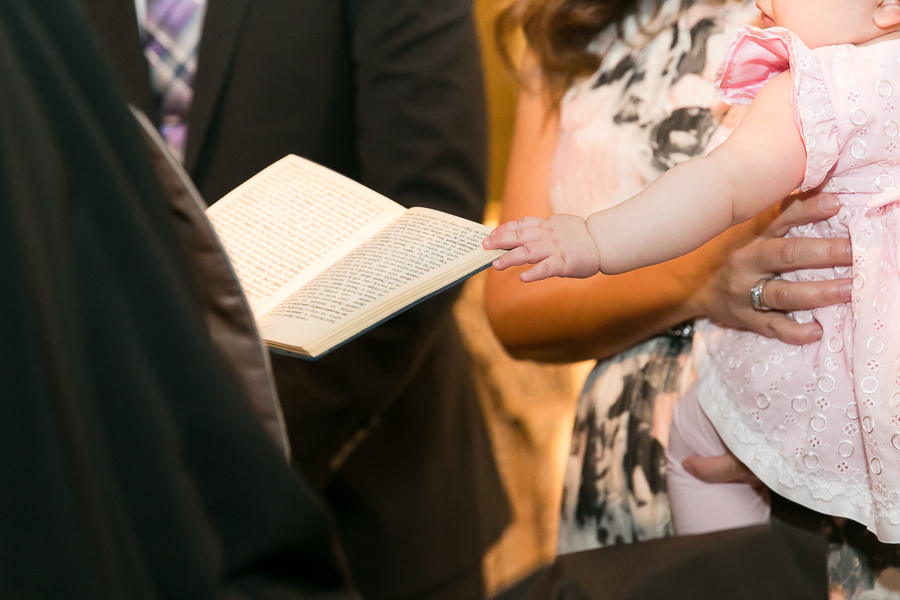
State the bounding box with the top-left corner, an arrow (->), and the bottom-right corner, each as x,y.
666,383 -> 771,534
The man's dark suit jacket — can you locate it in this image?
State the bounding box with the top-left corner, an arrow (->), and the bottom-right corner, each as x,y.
0,0 -> 358,595
80,1 -> 510,599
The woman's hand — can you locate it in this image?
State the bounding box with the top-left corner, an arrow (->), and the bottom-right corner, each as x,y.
691,191 -> 852,346
682,453 -> 761,487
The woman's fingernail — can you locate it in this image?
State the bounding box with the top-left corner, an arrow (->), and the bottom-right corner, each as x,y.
840,282 -> 852,301
818,195 -> 839,211
811,327 -> 823,341
681,460 -> 695,476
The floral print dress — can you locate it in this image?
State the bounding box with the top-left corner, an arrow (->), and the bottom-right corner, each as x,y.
553,2 -> 900,597
555,0 -> 759,552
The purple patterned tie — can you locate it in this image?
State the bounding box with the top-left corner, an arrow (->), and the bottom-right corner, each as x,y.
143,0 -> 206,162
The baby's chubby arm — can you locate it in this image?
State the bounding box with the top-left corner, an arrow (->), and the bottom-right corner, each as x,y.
485,71 -> 808,282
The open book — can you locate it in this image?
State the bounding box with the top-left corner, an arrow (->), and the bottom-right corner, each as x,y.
206,155 -> 504,359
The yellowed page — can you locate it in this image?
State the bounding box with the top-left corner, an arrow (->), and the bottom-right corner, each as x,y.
206,155 -> 406,316
257,207 -> 504,356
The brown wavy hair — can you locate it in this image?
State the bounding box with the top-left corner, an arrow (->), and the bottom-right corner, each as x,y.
495,0 -> 662,106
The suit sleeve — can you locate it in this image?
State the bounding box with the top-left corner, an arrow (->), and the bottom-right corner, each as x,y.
344,0 -> 488,357
342,0 -> 489,413
272,0 -> 489,487
347,0 -> 488,222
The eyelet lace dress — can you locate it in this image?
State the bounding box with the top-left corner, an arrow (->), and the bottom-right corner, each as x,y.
696,25 -> 900,544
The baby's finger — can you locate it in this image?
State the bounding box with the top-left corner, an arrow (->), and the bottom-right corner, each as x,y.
519,259 -> 559,283
492,243 -> 550,271
484,226 -> 545,250
483,222 -> 520,248
519,251 -> 575,282
490,216 -> 546,235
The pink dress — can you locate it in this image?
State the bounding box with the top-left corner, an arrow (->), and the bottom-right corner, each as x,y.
696,25 -> 900,542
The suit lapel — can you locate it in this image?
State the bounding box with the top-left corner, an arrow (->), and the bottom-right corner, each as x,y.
184,0 -> 254,174
80,0 -> 156,120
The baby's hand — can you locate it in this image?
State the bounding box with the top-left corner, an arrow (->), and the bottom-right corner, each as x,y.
482,215 -> 601,282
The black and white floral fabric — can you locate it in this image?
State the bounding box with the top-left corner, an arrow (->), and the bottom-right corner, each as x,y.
555,0 -> 758,552
553,3 -> 900,598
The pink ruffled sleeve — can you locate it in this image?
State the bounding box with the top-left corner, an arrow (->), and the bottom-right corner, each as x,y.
716,26 -> 839,191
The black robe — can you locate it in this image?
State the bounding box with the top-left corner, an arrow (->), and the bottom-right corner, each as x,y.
0,1 -> 358,598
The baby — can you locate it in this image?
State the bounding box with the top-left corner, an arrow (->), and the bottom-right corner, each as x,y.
485,0 -> 900,541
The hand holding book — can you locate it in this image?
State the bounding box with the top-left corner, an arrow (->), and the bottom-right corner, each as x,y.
206,155 -> 505,359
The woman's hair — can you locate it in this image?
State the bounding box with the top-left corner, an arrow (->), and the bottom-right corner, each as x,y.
495,0 -> 660,106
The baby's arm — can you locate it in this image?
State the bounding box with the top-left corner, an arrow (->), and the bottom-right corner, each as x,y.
487,71 -> 808,281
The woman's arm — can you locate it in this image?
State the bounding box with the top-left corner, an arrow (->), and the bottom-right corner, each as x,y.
485,62 -> 851,363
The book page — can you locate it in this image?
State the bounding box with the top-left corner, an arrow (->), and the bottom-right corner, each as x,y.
257,208 -> 495,346
206,155 -> 406,315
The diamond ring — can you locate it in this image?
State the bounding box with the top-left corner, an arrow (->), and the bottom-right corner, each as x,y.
750,276 -> 778,311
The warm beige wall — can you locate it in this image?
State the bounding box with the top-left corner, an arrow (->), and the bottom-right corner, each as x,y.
474,0 -> 520,224
466,6 -> 586,592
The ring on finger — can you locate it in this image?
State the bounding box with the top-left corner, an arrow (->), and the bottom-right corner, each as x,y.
750,276 -> 779,311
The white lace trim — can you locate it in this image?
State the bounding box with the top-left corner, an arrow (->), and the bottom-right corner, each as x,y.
694,336 -> 900,543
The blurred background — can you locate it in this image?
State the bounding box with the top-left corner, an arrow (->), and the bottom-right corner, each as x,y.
460,2 -> 594,593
